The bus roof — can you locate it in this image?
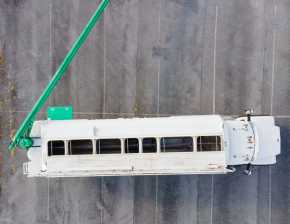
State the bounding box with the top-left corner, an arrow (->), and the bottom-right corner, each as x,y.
32,115 -> 224,140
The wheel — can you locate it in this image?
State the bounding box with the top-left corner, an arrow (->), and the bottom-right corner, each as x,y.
226,166 -> 236,173
244,169 -> 252,176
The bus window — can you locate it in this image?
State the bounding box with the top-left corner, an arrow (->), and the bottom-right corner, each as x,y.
197,136 -> 221,151
125,138 -> 139,153
143,138 -> 157,153
160,137 -> 193,152
97,139 -> 121,154
48,141 -> 65,156
68,140 -> 93,155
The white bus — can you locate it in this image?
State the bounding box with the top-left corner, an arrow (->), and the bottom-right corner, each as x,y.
24,114 -> 280,177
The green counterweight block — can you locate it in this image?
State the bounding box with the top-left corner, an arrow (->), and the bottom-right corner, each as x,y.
47,106 -> 73,120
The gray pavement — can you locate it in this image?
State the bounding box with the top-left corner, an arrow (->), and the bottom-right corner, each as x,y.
0,0 -> 290,224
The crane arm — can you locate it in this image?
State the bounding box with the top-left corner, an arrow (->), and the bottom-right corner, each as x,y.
8,0 -> 110,151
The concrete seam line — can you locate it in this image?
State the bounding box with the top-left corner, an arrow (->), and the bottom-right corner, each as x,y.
212,5 -> 218,114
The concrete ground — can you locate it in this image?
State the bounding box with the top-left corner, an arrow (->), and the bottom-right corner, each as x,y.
0,0 -> 290,223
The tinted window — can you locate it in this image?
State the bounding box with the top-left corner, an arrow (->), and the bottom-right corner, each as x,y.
125,138 -> 139,153
160,137 -> 193,152
142,138 -> 157,153
48,141 -> 65,156
197,136 -> 221,151
68,140 -> 93,155
97,139 -> 121,154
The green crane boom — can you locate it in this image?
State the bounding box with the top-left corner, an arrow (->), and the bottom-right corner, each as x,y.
8,0 -> 110,151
